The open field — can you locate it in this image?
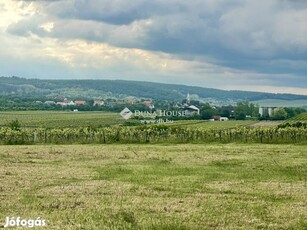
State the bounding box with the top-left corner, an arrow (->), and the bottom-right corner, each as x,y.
0,111 -> 258,130
0,111 -> 123,128
0,144 -> 306,229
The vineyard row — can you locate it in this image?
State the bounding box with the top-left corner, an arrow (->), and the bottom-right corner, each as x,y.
0,125 -> 307,145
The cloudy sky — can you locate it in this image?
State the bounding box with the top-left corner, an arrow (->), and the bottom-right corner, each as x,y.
1,0 -> 307,94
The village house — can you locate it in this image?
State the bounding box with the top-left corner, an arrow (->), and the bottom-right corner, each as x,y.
210,116 -> 229,121
126,98 -> 137,104
74,100 -> 86,106
56,102 -> 67,106
44,101 -> 56,105
183,105 -> 200,116
212,115 -> 221,121
220,117 -> 229,121
142,100 -> 155,109
66,101 -> 75,106
93,100 -> 105,106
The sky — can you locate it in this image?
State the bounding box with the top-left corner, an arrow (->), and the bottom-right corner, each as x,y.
0,0 -> 307,95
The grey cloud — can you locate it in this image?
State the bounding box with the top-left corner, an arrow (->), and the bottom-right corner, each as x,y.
44,0 -> 151,25
7,16 -> 46,36
7,0 -> 307,79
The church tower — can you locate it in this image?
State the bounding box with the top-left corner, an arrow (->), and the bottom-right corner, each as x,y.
187,93 -> 190,104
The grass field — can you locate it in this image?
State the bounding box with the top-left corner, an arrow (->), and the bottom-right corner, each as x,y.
0,111 -> 258,130
1,144 -> 306,229
0,111 -> 123,128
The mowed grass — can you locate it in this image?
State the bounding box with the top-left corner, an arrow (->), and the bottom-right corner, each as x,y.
0,111 -> 123,128
0,144 -> 306,229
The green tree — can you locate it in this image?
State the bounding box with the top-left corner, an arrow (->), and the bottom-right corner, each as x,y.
235,101 -> 259,120
235,112 -> 246,120
221,109 -> 230,118
201,108 -> 215,120
272,108 -> 288,120
284,107 -> 306,119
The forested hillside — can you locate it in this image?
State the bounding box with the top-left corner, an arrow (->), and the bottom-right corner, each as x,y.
1,76 -> 307,102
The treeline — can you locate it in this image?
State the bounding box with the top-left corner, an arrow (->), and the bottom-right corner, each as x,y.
1,126 -> 307,145
198,101 -> 305,120
2,76 -> 307,102
0,95 -> 151,112
259,107 -> 306,120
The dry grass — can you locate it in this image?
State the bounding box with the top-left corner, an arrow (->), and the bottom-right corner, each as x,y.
0,144 -> 306,229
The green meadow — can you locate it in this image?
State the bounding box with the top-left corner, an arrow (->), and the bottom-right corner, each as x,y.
0,111 -> 258,130
0,111 -> 123,128
1,144 -> 306,229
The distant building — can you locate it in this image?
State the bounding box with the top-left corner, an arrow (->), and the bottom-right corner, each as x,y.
259,107 -> 276,117
142,100 -> 154,109
220,117 -> 229,121
44,101 -> 56,105
56,102 -> 67,106
210,116 -> 229,121
56,100 -> 75,106
66,101 -> 75,106
74,100 -> 86,106
186,93 -> 190,104
93,100 -> 105,106
183,105 -> 200,116
212,115 -> 221,121
126,98 -> 137,104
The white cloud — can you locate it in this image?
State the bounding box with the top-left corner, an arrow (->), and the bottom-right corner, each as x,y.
40,22 -> 54,32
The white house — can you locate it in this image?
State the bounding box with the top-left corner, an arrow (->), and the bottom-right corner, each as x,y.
66,101 -> 75,106
56,102 -> 67,106
44,101 -> 56,105
184,105 -> 200,116
93,100 -> 105,106
220,117 -> 229,121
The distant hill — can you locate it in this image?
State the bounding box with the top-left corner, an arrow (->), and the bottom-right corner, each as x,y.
252,99 -> 307,108
1,76 -> 307,106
